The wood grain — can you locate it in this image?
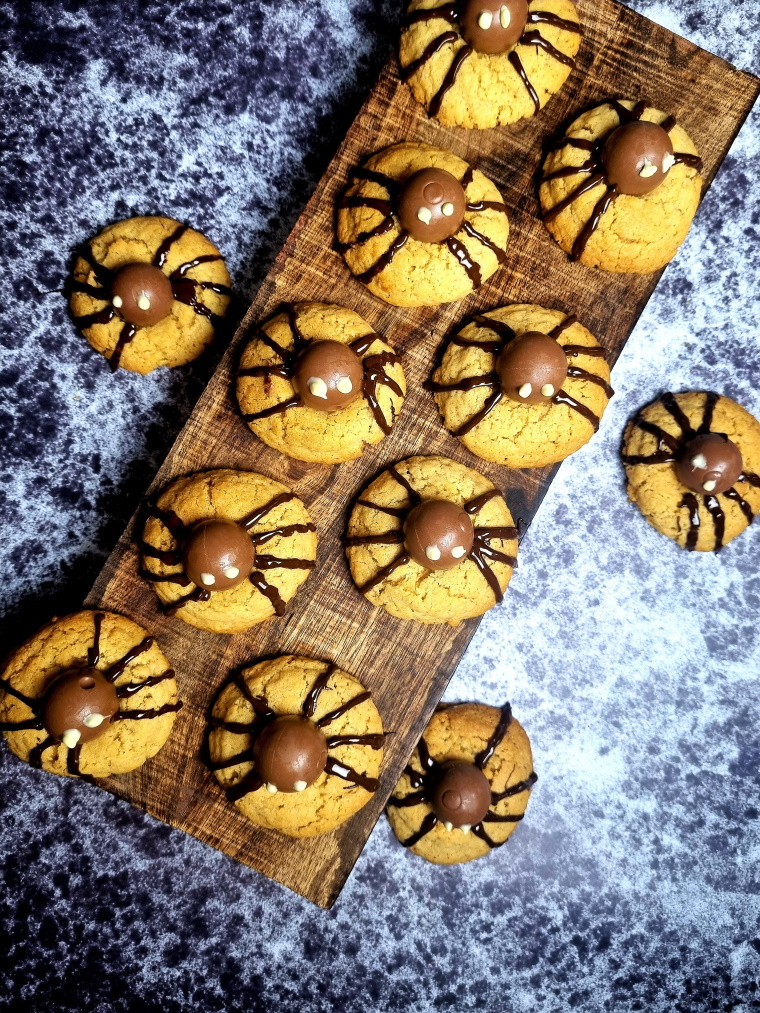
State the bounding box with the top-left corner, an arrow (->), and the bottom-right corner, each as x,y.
83,0 -> 759,907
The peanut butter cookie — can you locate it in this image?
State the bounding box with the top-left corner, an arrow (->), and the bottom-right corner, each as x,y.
207,655 -> 384,838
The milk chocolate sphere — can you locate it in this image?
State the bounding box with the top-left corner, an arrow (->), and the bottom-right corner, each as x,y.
253,715 -> 328,792
497,331 -> 568,404
459,0 -> 529,54
602,120 -> 675,197
182,520 -> 255,591
431,761 -> 492,828
111,262 -> 174,326
42,667 -> 119,747
675,433 -> 744,495
294,340 -> 364,411
404,500 -> 474,571
397,168 -> 466,243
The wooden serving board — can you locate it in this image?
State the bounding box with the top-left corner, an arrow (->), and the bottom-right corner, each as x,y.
84,0 -> 758,907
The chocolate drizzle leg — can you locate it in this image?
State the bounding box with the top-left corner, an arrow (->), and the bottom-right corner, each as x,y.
387,705 -> 536,850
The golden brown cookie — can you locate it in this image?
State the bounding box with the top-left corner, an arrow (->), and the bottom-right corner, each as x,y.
207,656 -> 384,838
337,142 -> 509,307
140,469 -> 317,633
539,100 -> 703,273
386,702 -> 536,864
400,0 -> 581,128
68,215 -> 232,373
345,456 -> 517,625
236,302 -> 406,464
622,391 -> 760,552
432,304 -> 612,467
0,611 -> 180,779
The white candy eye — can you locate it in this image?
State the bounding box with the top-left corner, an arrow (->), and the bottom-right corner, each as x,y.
478,11 -> 493,29
541,384 -> 555,397
417,207 -> 433,225
137,295 -> 151,311
451,546 -> 467,559
223,567 -> 240,580
691,454 -> 708,469
200,572 -> 216,586
426,545 -> 442,561
112,295 -> 123,309
266,783 -> 278,794
441,202 -> 455,217
639,162 -> 658,178
83,713 -> 106,729
293,781 -> 308,792
336,377 -> 353,394
500,6 -> 511,28
307,377 -> 328,400
61,729 -> 81,749
662,152 -> 676,172
702,480 -> 718,493
518,383 -> 533,399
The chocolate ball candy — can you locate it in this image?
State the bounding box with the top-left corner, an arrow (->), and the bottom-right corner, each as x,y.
111,262 -> 174,327
42,667 -> 119,749
397,168 -> 466,243
182,520 -> 255,591
431,761 -> 492,830
293,340 -> 364,412
602,120 -> 676,197
675,433 -> 744,495
497,331 -> 568,404
253,715 -> 328,793
404,500 -> 475,571
460,0 -> 529,54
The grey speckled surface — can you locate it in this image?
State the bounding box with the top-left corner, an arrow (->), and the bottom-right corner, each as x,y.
1,2 -> 759,1010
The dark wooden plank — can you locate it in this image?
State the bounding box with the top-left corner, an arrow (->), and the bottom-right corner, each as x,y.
83,0 -> 759,907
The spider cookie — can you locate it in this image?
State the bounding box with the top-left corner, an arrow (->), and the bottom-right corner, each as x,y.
345,455 -> 517,625
400,0 -> 581,129
68,216 -> 232,373
337,142 -> 509,307
207,656 -> 384,837
387,702 -> 536,864
622,391 -> 760,552
237,303 -> 406,464
431,304 -> 612,467
0,611 -> 181,779
140,469 -> 317,633
540,100 -> 703,272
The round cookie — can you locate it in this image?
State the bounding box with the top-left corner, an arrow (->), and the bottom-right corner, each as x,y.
345,455 -> 518,625
539,100 -> 703,273
140,469 -> 317,633
207,656 -> 384,838
68,216 -> 232,373
337,142 -> 509,307
0,611 -> 181,779
399,0 -> 581,129
237,302 -> 406,464
622,391 -> 760,552
432,304 -> 612,467
386,702 -> 536,864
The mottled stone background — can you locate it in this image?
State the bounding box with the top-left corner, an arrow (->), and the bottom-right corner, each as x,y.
1,1 -> 759,1010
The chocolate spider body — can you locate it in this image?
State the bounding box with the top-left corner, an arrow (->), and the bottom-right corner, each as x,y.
69,222 -> 233,372
388,703 -> 537,849
140,491 -> 316,618
542,101 -> 704,262
0,612 -> 181,781
207,665 -> 385,799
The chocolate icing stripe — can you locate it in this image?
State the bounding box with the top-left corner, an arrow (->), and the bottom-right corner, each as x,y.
241,491 -> 298,530
527,10 -> 582,32
164,586 -> 212,616
429,372 -> 499,393
114,701 -> 183,722
674,152 -> 704,172
661,114 -> 677,132
226,769 -> 264,802
140,568 -> 191,586
286,303 -> 308,355
249,523 -> 316,545
401,30 -> 458,80
469,546 -> 504,603
198,280 -> 233,297
350,333 -> 384,356
249,572 -> 287,616
339,195 -> 395,216
740,472 -> 760,489
255,329 -> 292,363
116,671 -> 176,699
465,490 -> 501,515
140,543 -> 183,565
429,45 -> 472,118
543,172 -> 606,223
171,281 -> 227,327
170,253 -> 222,279
326,734 -> 385,750
723,487 -> 755,524
324,757 -> 379,792
76,242 -> 114,287
562,343 -> 607,359
0,679 -> 37,708
351,167 -> 399,194
358,232 -> 409,283
704,494 -> 726,551
358,551 -> 411,594
476,526 -> 518,540
387,790 -> 428,809
303,665 -> 337,720
681,493 -> 701,551
550,315 -> 578,339
460,166 -> 474,190
458,220 -> 507,264
345,532 -> 403,548
207,748 -> 255,772
661,392 -> 694,436
105,636 -> 154,683
417,735 -> 435,773
316,692 -> 372,729
572,186 -> 619,260
387,464 -> 420,503
552,389 -> 601,431
520,29 -> 575,68
72,307 -> 116,329
634,417 -> 682,452
699,391 -> 720,434
549,136 -> 596,153
210,717 -> 255,735
0,717 -> 44,732
401,811 -> 439,848
153,222 -> 189,268
542,161 -> 595,184
88,612 -> 105,667
622,451 -> 676,466
566,365 -> 615,398
238,364 -> 292,379
29,736 -> 57,769
466,200 -> 506,213
508,50 -> 540,114
144,500 -> 186,537
67,742 -> 96,782
109,322 -> 138,373
470,823 -> 505,848
404,2 -> 458,27
242,396 -> 302,422
356,499 -> 408,519
475,544 -> 517,567
454,389 -> 504,437
482,811 -> 525,823
491,771 -> 538,803
253,554 -> 315,571
362,351 -> 404,435
233,673 -> 274,718
476,703 -> 513,769
444,235 -> 482,287
335,214 -> 395,253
